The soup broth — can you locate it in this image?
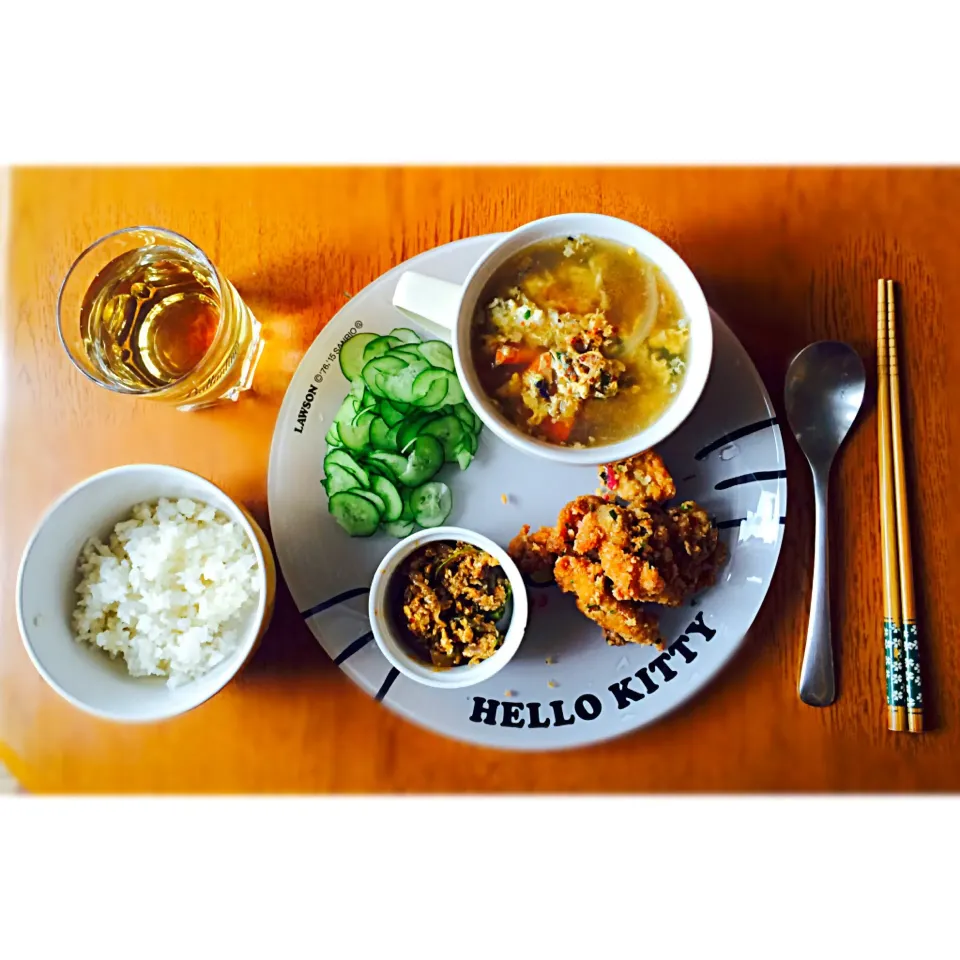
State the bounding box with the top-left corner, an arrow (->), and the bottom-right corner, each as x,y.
471,234 -> 689,446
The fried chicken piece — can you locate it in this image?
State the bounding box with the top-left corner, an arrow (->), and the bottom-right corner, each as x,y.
597,449 -> 676,505
625,501 -> 726,606
563,495 -> 725,607
507,524 -> 561,582
555,495 -> 606,549
554,555 -> 661,646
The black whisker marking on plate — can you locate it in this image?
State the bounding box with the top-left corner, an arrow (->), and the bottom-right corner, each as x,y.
333,631 -> 374,665
714,469 -> 787,490
694,417 -> 780,461
375,667 -> 400,702
716,515 -> 788,530
681,474 -> 697,482
300,586 -> 370,619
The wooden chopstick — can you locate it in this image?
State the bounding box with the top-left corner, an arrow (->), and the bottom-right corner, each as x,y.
885,280 -> 924,733
877,279 -> 906,732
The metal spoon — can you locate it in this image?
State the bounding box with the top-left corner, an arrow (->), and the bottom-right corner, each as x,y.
784,341 -> 866,706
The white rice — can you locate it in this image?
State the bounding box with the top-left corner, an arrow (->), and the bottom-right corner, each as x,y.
73,498 -> 260,687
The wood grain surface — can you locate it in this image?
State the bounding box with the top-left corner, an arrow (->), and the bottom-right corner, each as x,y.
3,167 -> 959,793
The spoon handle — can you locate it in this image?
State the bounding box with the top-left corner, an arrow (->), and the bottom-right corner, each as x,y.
799,472 -> 835,706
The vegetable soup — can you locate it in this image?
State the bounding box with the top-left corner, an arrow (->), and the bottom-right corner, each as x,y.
471,234 -> 689,446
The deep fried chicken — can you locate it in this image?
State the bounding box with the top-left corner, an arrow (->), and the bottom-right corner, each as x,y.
597,449 -> 676,504
553,556 -> 662,647
507,449 -> 726,647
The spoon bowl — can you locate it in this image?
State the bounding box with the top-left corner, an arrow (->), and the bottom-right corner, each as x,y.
784,341 -> 866,707
785,342 -> 866,469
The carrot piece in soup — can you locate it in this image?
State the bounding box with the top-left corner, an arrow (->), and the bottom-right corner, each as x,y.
495,344 -> 542,367
539,416 -> 574,444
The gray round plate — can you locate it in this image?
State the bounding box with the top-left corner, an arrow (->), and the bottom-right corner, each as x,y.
267,234 -> 787,750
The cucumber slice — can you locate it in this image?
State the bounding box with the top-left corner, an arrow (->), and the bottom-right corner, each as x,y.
421,415 -> 465,462
324,464 -> 362,496
389,327 -> 421,344
409,481 -> 452,528
368,451 -> 409,480
412,368 -> 448,403
415,378 -> 449,409
347,379 -> 366,401
459,427 -> 478,456
352,402 -> 378,425
353,488 -> 386,514
399,434 -> 444,486
419,340 -> 455,371
384,519 -> 415,538
325,423 -> 342,448
385,421 -> 402,451
338,409 -> 374,450
329,491 -> 381,537
453,403 -> 476,429
381,360 -> 430,404
362,356 -> 405,396
441,372 -> 466,406
325,449 -> 371,487
455,448 -> 474,471
371,475 -> 403,522
388,344 -> 423,361
379,399 -> 405,427
362,335 -> 402,366
397,413 -> 437,452
339,332 -> 378,381
369,417 -> 396,451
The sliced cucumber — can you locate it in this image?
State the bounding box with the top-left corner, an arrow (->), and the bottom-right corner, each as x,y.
411,368 -> 448,403
368,451 -> 408,479
388,344 -> 424,361
353,488 -> 386,514
385,421 -> 402,451
417,380 -> 450,409
381,360 -> 430,404
329,491 -> 381,537
323,332 -> 479,537
453,403 -> 476,429
419,340 -> 454,371
369,417 -> 396,451
440,372 -> 466,406
362,356 -> 405,396
421,415 -> 465,462
324,449 -> 371,487
379,399 -> 405,427
384,519 -> 415,538
409,481 -> 452,528
324,464 -> 362,496
371,475 -> 403,522
459,426 -> 478,456
399,435 -> 444,487
362,335 -> 402,366
347,379 -> 366,401
352,402 -> 378,425
339,332 -> 378,381
338,409 -> 374,450
396,413 -> 436,452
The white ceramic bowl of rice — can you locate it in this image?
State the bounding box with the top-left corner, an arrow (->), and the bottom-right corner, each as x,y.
16,464 -> 276,723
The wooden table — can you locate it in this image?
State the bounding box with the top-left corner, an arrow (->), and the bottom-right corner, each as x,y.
3,167 -> 959,793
